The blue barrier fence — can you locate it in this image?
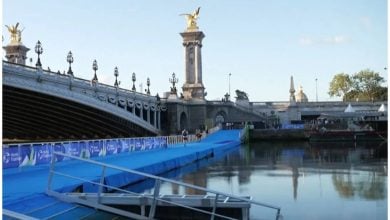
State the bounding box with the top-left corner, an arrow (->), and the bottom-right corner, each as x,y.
3,136 -> 168,169
281,124 -> 304,129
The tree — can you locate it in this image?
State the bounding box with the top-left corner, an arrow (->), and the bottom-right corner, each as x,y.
375,86 -> 388,101
329,69 -> 387,101
328,73 -> 352,101
352,69 -> 385,101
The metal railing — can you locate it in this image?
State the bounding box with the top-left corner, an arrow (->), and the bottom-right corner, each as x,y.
165,125 -> 221,146
3,209 -> 40,220
3,136 -> 168,169
3,126 -> 222,170
3,61 -> 156,100
47,151 -> 282,220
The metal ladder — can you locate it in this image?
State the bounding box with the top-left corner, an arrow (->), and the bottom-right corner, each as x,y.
47,152 -> 282,220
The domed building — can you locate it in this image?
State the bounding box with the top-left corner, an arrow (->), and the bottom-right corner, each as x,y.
295,86 -> 308,102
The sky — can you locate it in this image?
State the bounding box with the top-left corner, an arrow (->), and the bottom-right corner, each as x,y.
2,0 -> 388,101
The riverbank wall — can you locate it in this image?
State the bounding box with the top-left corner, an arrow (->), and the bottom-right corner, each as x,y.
249,129 -> 308,141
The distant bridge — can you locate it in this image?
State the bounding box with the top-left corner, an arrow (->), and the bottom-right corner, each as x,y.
3,61 -> 164,141
247,100 -> 386,123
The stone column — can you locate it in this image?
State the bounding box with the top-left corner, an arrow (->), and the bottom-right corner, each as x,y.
3,43 -> 30,65
140,104 -> 144,120
3,26 -> 30,65
147,108 -> 150,123
289,76 -> 296,105
180,31 -> 206,100
157,111 -> 161,129
153,110 -> 157,128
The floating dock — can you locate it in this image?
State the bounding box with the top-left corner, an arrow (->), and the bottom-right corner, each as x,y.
3,129 -> 281,219
3,130 -> 248,219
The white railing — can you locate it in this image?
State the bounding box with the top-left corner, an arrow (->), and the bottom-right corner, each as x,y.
208,124 -> 222,134
47,152 -> 282,220
165,125 -> 222,146
3,209 -> 40,220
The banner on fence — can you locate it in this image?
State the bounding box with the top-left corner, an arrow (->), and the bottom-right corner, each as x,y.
3,136 -> 169,169
54,143 -> 65,162
3,146 -> 20,169
281,124 -> 304,129
106,140 -> 118,155
121,139 -> 130,153
88,141 -> 103,158
34,143 -> 52,165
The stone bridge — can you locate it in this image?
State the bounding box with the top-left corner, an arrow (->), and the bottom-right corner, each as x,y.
4,60 -> 386,140
244,100 -> 387,124
163,99 -> 267,134
162,98 -> 387,134
3,61 -> 164,141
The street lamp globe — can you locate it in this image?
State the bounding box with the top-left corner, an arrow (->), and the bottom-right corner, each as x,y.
92,59 -> 98,84
132,72 -> 136,91
66,51 -> 74,76
114,67 -> 119,87
34,40 -> 43,68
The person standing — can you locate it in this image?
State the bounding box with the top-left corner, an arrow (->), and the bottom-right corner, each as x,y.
182,129 -> 188,146
196,129 -> 202,142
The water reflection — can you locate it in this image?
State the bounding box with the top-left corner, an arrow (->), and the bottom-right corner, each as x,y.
332,169 -> 387,200
124,140 -> 387,219
243,141 -> 387,201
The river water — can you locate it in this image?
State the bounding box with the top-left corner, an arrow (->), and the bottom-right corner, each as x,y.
129,141 -> 387,220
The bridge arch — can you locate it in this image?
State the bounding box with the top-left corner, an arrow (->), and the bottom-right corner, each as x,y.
214,110 -> 227,126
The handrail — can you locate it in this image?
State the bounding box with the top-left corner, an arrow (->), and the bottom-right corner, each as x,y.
3,130 -> 222,170
47,151 -> 282,220
3,209 -> 40,220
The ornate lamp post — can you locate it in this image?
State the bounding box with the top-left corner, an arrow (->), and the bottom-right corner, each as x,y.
131,72 -> 136,91
169,72 -> 179,94
92,59 -> 98,84
114,67 -> 119,88
145,77 -> 151,95
224,93 -> 230,102
34,40 -> 43,68
66,51 -> 74,76
156,93 -> 160,102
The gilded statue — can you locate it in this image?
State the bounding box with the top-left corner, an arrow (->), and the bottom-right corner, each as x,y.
5,22 -> 23,44
180,7 -> 200,30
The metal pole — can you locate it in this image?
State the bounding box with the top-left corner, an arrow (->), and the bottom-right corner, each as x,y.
315,78 -> 318,102
211,194 -> 219,220
98,166 -> 106,204
47,150 -> 56,191
228,73 -> 231,96
149,179 -> 161,219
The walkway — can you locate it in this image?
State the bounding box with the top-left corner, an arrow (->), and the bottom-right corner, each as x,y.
3,130 -> 242,219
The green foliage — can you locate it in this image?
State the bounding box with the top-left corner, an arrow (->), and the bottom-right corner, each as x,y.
329,69 -> 387,101
352,69 -> 385,100
328,73 -> 352,101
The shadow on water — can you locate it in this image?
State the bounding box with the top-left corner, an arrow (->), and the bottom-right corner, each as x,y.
121,146 -> 240,193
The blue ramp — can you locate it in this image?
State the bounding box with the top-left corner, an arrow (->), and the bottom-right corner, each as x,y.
3,129 -> 242,219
